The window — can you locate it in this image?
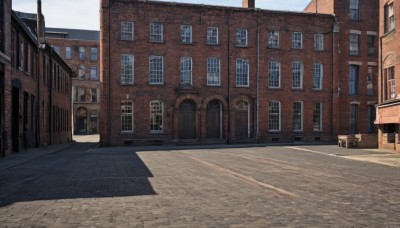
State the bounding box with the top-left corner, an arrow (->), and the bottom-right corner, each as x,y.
349,0 -> 360,20
292,32 -> 303,49
386,66 -> 396,99
91,88 -> 98,103
349,65 -> 359,95
350,34 -> 359,55
150,101 -> 163,132
181,25 -> 192,44
150,23 -> 163,42
90,48 -> 98,61
54,46 -> 60,54
367,66 -> 374,95
149,56 -> 163,85
121,54 -> 134,85
268,31 -> 279,48
313,63 -> 323,90
292,62 -> 303,89
207,57 -> 221,86
385,3 -> 395,33
90,66 -> 98,80
207,27 -> 218,45
0,1 -> 4,52
121,101 -> 133,132
78,87 -> 86,102
268,61 -> 280,88
180,57 -> 192,85
293,101 -> 303,131
313,102 -> 322,131
269,101 -> 281,131
65,47 -> 71,59
236,59 -> 249,87
368,35 -> 375,56
79,47 -> 85,60
235,28 -> 248,46
349,104 -> 359,134
121,22 -> 134,40
314,34 -> 323,51
78,65 -> 85,80
368,106 -> 376,133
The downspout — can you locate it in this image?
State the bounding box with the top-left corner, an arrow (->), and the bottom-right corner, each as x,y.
107,3 -> 112,146
331,22 -> 335,139
256,9 -> 260,143
36,47 -> 40,147
227,11 -> 231,144
49,50 -> 53,145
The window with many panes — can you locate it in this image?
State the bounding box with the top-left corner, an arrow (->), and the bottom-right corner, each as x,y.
150,101 -> 163,133
268,31 -> 279,48
269,101 -> 281,131
121,100 -> 133,132
292,32 -> 303,49
313,102 -> 322,131
386,66 -> 396,99
235,28 -> 248,47
207,57 -> 220,86
149,56 -> 163,85
349,65 -> 359,95
349,0 -> 360,20
78,65 -> 85,80
349,103 -> 359,134
181,25 -> 192,44
292,62 -> 303,89
268,61 -> 280,88
313,63 -> 323,90
368,35 -> 375,56
314,34 -> 323,51
90,48 -> 98,61
180,57 -> 192,85
293,101 -> 303,131
236,59 -> 249,87
90,66 -> 98,80
207,27 -> 218,45
65,47 -> 71,59
367,66 -> 374,95
385,3 -> 395,33
121,22 -> 134,40
350,34 -> 359,55
121,54 -> 134,85
79,47 -> 85,60
150,23 -> 163,42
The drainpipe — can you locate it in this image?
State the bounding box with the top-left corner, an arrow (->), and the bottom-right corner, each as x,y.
107,3 -> 112,147
331,22 -> 335,139
36,47 -> 40,147
227,12 -> 231,144
256,10 -> 260,143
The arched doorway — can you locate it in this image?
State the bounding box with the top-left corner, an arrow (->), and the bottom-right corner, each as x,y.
76,107 -> 87,134
235,100 -> 249,138
206,100 -> 221,139
178,100 -> 196,139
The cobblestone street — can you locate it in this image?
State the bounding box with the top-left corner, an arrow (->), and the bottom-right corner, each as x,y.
1,141 -> 400,227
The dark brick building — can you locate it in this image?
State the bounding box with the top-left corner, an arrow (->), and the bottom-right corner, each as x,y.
0,1 -> 74,157
46,28 -> 100,135
100,0 -> 378,147
376,0 -> 400,151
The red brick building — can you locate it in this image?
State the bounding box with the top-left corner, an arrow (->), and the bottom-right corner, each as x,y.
0,1 -> 74,157
100,0 -> 378,146
46,29 -> 100,135
376,0 -> 400,151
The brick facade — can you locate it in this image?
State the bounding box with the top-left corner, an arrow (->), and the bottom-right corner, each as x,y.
100,0 -> 378,147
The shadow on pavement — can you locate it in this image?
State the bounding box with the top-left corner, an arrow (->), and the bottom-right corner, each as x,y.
0,142 -> 156,207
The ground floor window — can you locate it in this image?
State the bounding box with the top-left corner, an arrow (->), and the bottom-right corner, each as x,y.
121,101 -> 133,132
313,102 -> 322,131
150,101 -> 163,133
269,101 -> 281,131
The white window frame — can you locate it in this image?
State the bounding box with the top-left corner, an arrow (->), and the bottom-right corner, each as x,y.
350,34 -> 359,55
207,27 -> 219,45
235,28 -> 248,47
180,57 -> 192,85
149,56 -> 164,85
349,0 -> 360,20
65,47 -> 71,59
268,31 -> 279,48
181,25 -> 192,44
121,54 -> 134,85
387,66 -> 396,99
90,66 -> 98,80
312,63 -> 323,90
150,23 -> 163,42
292,61 -> 303,89
268,101 -> 281,132
150,100 -> 164,133
121,100 -> 134,132
292,32 -> 303,49
388,3 -> 395,32
78,65 -> 85,80
293,101 -> 303,131
207,57 -> 221,86
236,58 -> 249,87
314,34 -> 324,51
121,21 -> 134,41
79,47 -> 85,60
268,61 -> 281,88
90,47 -> 98,61
313,102 -> 323,132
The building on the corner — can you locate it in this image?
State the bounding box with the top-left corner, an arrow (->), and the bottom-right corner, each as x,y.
45,28 -> 100,135
99,0 -> 378,147
376,0 -> 400,151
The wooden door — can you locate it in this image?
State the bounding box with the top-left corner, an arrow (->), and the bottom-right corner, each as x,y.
206,100 -> 221,139
179,100 -> 196,139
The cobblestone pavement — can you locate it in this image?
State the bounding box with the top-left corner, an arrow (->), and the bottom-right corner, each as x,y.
0,143 -> 400,227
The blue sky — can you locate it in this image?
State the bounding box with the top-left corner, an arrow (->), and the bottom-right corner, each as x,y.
12,0 -> 311,30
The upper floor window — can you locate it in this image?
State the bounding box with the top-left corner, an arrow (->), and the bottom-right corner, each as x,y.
292,62 -> 303,89
349,34 -> 359,55
367,66 -> 374,95
368,35 -> 376,56
268,31 -> 279,48
292,32 -> 303,49
121,100 -> 133,132
150,101 -> 164,133
78,65 -> 85,80
314,34 -> 324,51
349,0 -> 360,20
207,27 -> 218,45
54,46 -> 60,54
385,3 -> 395,33
90,48 -> 98,61
149,56 -> 163,85
207,57 -> 221,86
268,101 -> 281,132
65,47 -> 71,59
235,28 -> 248,47
313,63 -> 323,90
180,57 -> 192,85
91,88 -> 98,103
385,66 -> 396,99
236,59 -> 249,87
349,65 -> 359,95
79,47 -> 85,60
121,54 -> 134,85
268,61 -> 280,88
181,25 -> 192,44
121,22 -> 134,40
90,66 -> 98,80
150,23 -> 163,42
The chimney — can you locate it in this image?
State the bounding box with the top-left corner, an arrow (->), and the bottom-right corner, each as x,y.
242,0 -> 255,8
37,0 -> 46,44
